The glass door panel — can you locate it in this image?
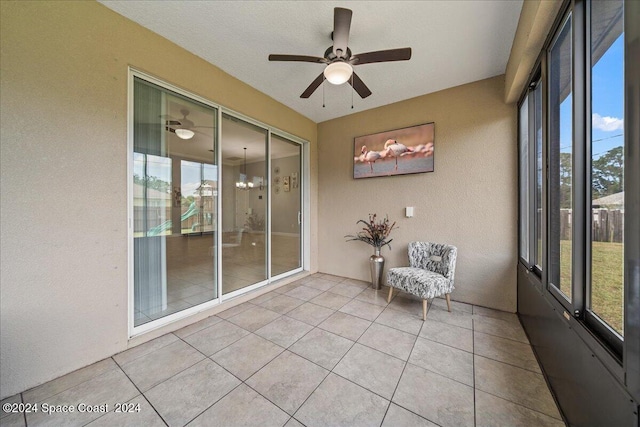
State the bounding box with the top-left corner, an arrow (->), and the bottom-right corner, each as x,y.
221,114 -> 267,294
589,0 -> 624,338
271,134 -> 302,276
133,77 -> 218,327
548,14 -> 573,301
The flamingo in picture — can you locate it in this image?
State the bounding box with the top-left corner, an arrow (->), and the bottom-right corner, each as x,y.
360,145 -> 382,173
384,139 -> 413,170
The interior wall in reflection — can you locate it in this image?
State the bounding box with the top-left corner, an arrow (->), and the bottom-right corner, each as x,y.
133,77 -> 218,327
134,78 -> 304,325
271,135 -> 302,277
221,114 -> 267,295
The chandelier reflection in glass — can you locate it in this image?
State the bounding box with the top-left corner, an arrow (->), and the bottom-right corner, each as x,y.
235,147 -> 254,190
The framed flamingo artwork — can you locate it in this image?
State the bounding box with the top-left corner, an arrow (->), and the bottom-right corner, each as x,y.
353,122 -> 434,179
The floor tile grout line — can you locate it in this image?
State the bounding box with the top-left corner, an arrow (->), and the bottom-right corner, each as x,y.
472,352 -> 544,375
173,315 -> 224,340
209,335 -> 287,381
287,330 -> 357,373
391,402 -> 447,427
383,314 -> 441,427
166,333 -> 272,425
416,334 -> 474,355
179,381 -> 245,426
404,360 -> 476,390
246,310 -> 370,412
181,323 -> 251,359
110,356 -> 170,427
21,392 -> 27,427
288,415 -> 308,427
315,317 -> 372,342
415,311 -> 473,331
21,362 -> 124,407
473,387 -> 565,422
79,390 -> 164,427
472,318 -> 562,421
472,328 -> 531,345
473,317 -> 477,427
114,333 -> 181,366
243,367 -> 330,420
354,338 -> 412,364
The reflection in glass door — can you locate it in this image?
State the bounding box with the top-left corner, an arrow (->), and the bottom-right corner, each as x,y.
221,114 -> 267,295
271,134 -> 302,277
180,161 -> 216,235
132,76 -> 218,328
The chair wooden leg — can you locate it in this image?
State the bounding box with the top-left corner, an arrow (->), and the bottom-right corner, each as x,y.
422,299 -> 428,321
445,293 -> 452,312
387,286 -> 394,303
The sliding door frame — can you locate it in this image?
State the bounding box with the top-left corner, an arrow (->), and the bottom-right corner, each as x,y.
128,68 -> 308,337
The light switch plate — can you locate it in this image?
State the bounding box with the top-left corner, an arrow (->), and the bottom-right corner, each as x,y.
405,207 -> 414,217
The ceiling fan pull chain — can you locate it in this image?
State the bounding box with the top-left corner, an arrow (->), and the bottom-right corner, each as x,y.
322,77 -> 326,108
351,74 -> 354,109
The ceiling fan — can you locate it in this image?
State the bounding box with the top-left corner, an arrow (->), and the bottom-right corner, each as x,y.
164,109 -> 212,140
269,7 -> 411,99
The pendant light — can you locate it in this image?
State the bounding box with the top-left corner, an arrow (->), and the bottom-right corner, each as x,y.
235,147 -> 254,190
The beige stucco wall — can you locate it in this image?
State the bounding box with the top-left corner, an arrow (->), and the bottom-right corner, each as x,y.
317,76 -> 517,312
0,1 -> 317,398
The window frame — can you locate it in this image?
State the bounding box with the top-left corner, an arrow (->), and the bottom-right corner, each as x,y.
518,0 -> 640,398
583,0 -> 625,356
518,75 -> 544,281
546,7 -> 575,310
127,68 -> 309,338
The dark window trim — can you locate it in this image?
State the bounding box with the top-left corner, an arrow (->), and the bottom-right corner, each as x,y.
546,5 -> 574,312
517,0 -> 640,394
623,0 -> 640,402
572,0 -> 587,316
582,0 -> 626,358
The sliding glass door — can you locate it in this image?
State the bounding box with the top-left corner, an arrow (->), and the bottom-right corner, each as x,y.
133,77 -> 218,327
271,134 -> 302,277
221,114 -> 268,295
131,72 -> 305,333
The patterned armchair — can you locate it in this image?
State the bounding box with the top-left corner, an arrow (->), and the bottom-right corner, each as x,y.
386,241 -> 458,320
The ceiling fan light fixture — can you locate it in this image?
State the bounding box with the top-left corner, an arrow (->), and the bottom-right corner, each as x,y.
175,128 -> 195,140
324,61 -> 353,85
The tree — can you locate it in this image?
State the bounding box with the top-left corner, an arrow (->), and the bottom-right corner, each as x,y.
592,146 -> 623,199
559,152 -> 572,208
133,174 -> 171,194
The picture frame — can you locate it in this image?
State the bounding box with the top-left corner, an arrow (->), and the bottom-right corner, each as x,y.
353,122 -> 434,179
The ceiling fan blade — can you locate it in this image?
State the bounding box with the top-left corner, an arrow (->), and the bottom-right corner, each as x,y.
269,54 -> 327,64
350,48 -> 412,65
332,7 -> 352,58
300,73 -> 325,98
348,72 -> 372,99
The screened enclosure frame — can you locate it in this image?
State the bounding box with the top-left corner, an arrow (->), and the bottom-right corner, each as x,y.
517,0 -> 639,393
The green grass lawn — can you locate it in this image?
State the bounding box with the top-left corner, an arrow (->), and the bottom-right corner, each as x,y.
560,240 -> 623,335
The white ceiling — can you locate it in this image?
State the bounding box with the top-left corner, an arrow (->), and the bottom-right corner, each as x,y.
101,0 -> 523,123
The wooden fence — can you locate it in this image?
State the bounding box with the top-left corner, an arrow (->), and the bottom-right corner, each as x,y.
559,208 -> 624,243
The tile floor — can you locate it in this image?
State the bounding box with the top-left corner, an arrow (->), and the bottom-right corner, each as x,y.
136,233 -> 300,327
1,273 -> 565,427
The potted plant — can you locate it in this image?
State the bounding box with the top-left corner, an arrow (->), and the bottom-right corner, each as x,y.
345,214 -> 396,290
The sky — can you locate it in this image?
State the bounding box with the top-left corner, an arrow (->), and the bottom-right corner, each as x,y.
591,34 -> 624,158
560,34 -> 624,159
